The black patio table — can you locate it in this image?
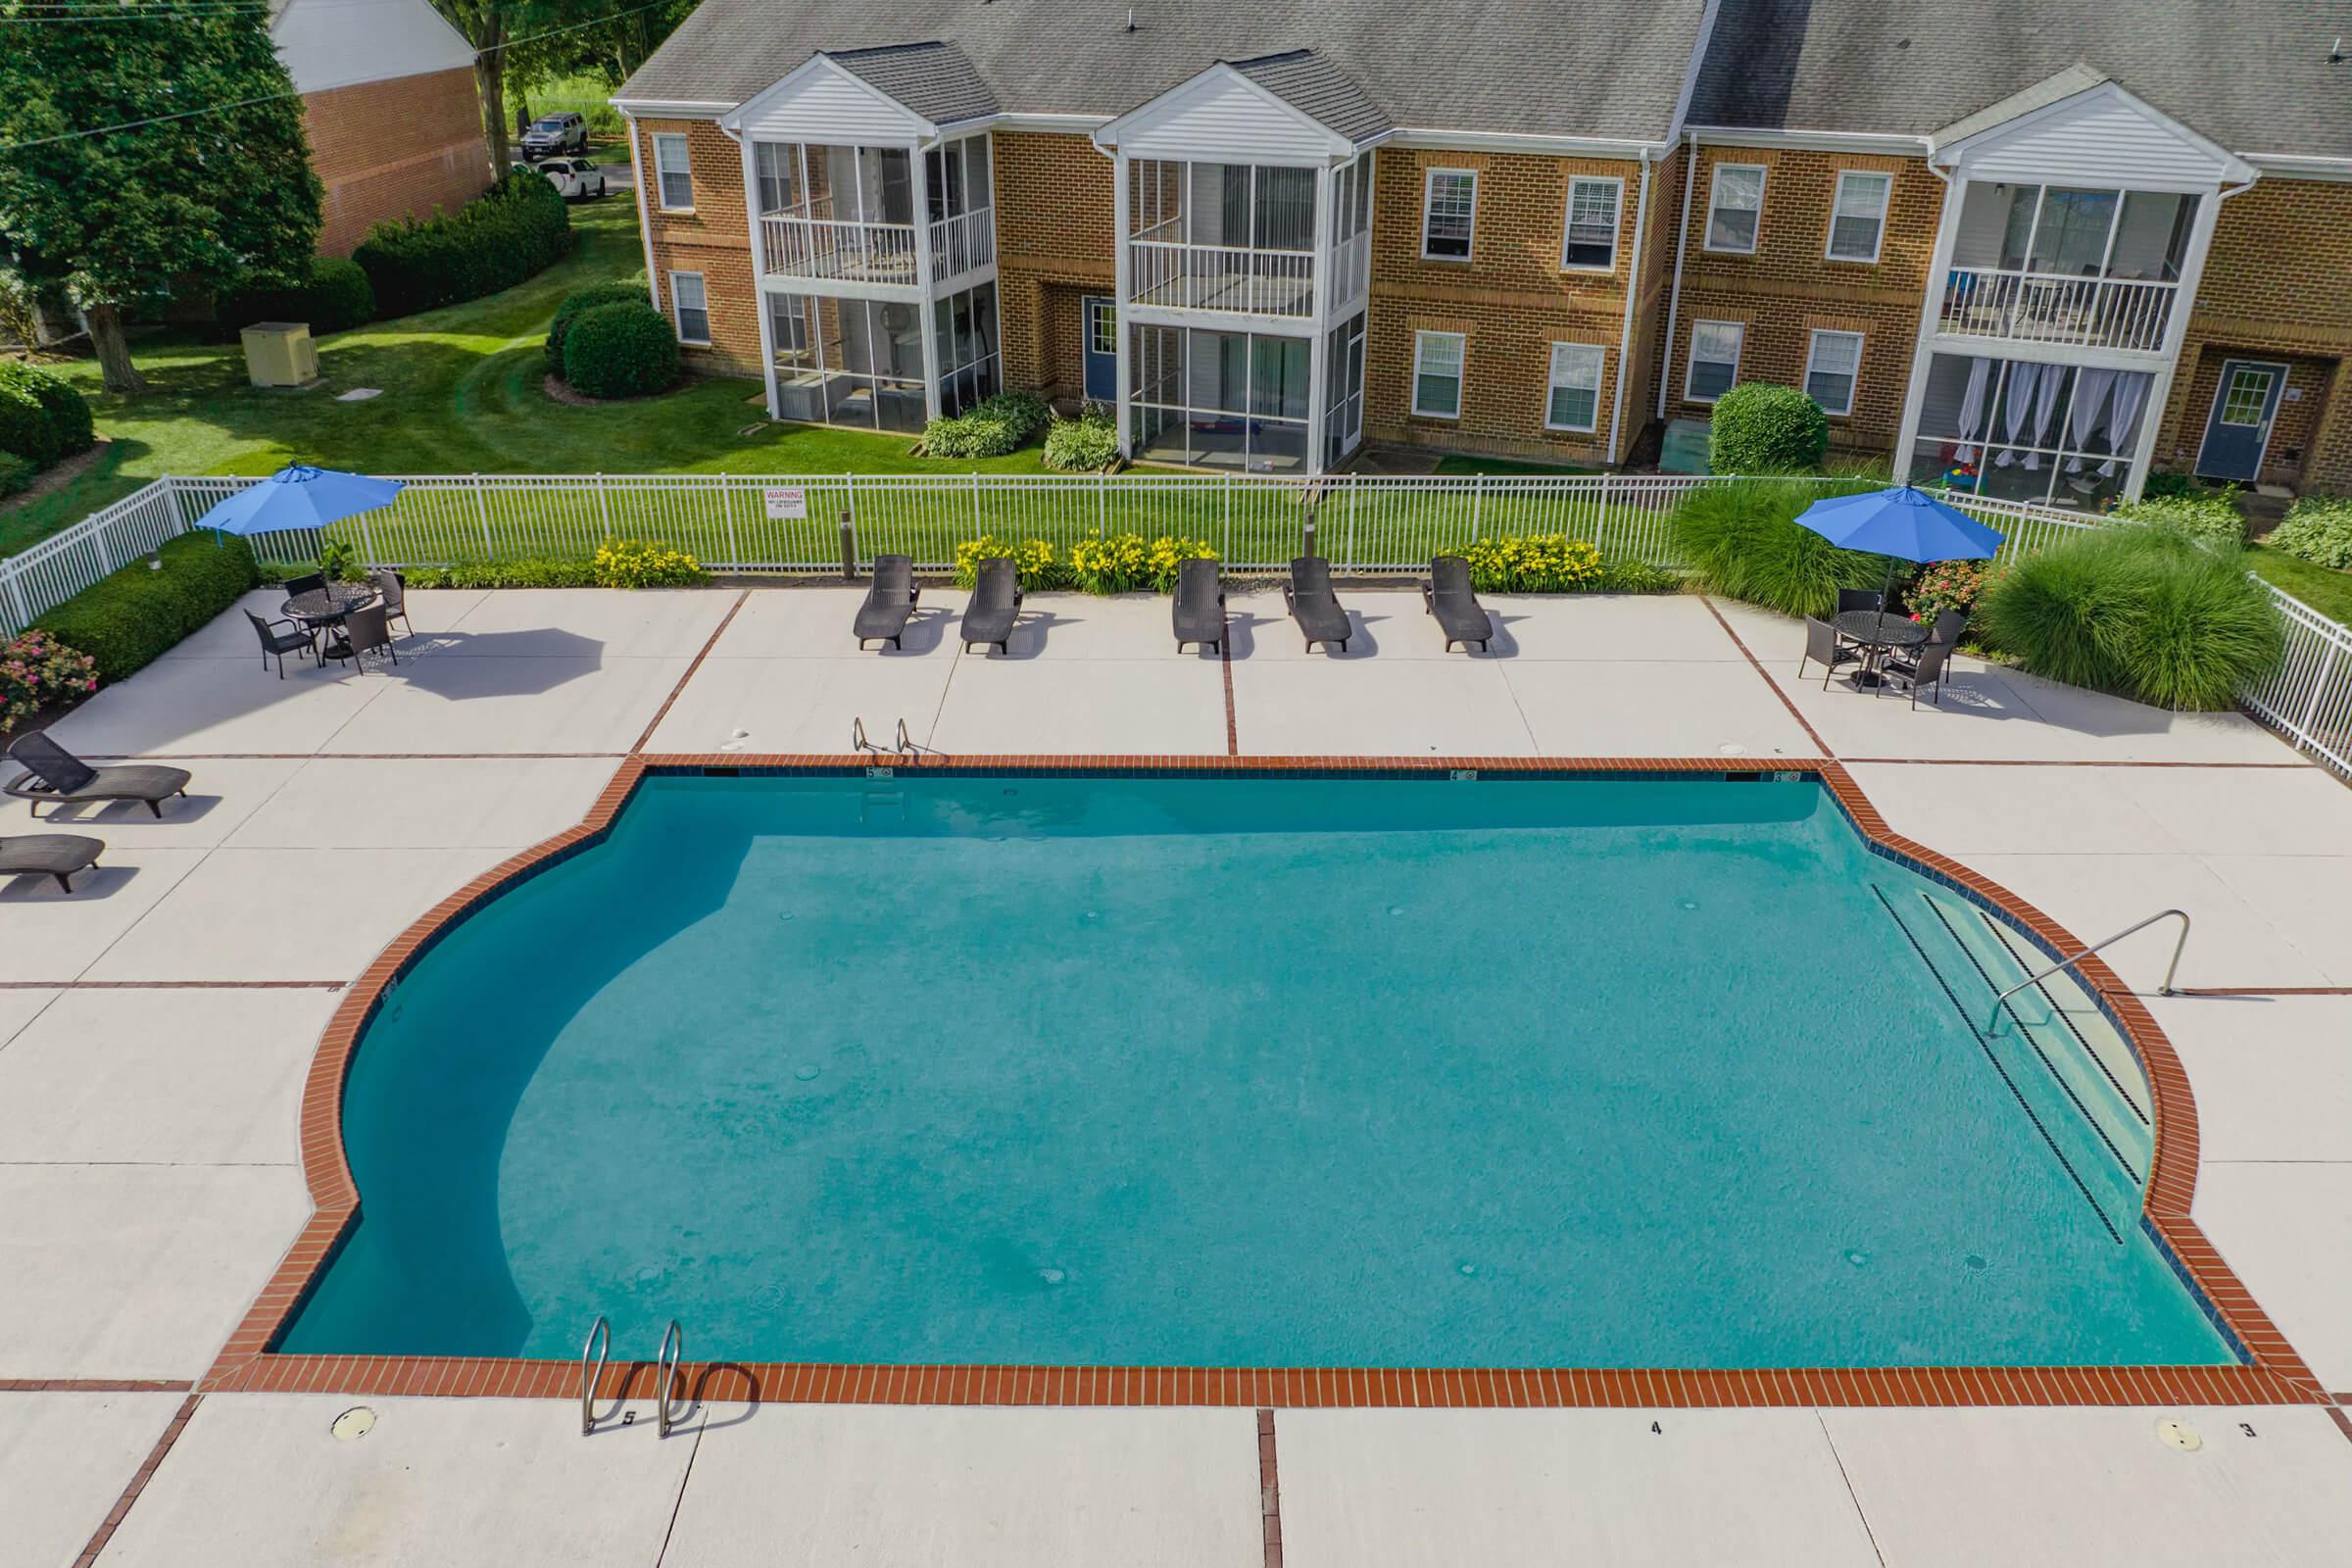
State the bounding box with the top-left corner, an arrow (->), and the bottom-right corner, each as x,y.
1834,610 -> 1929,690
281,582 -> 382,663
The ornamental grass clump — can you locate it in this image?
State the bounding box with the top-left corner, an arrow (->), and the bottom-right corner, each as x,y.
1668,475 -> 1883,617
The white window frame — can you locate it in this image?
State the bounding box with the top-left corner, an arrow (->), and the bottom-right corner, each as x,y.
1560,176 -> 1623,272
1703,163 -> 1765,255
1802,329 -> 1864,417
667,270 -> 710,346
1543,342 -> 1605,433
1685,320 -> 1744,405
1825,171 -> 1891,265
651,131 -> 693,212
1410,329 -> 1466,419
1420,169 -> 1478,262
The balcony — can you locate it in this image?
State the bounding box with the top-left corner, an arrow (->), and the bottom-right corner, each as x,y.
1129,239 -> 1313,317
758,198 -> 995,289
1937,267 -> 2179,355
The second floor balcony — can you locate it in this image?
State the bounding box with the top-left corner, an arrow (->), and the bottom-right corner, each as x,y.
753,135 -> 994,292
758,196 -> 995,288
1121,156 -> 1371,323
1935,180 -> 2198,355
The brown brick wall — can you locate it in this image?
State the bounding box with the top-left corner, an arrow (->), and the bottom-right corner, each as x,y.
2161,347 -> 2343,490
302,68 -> 491,256
632,119 -> 762,375
992,129 -> 1114,398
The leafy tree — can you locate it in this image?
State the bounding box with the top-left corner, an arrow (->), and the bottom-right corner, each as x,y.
0,3 -> 321,393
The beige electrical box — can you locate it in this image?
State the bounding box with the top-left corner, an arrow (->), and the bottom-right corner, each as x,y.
240,321 -> 318,388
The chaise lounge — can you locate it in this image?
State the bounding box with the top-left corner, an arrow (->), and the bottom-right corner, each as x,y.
1284,557 -> 1352,653
854,555 -> 921,650
1172,558 -> 1226,653
1422,556 -> 1494,653
0,832 -> 105,893
4,732 -> 192,820
960,558 -> 1023,655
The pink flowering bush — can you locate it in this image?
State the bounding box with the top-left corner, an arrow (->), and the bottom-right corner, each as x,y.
1906,559 -> 2000,626
0,629 -> 99,732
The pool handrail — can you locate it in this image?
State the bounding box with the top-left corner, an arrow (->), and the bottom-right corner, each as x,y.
656,1319 -> 686,1437
1988,907 -> 2191,1032
579,1314 -> 610,1435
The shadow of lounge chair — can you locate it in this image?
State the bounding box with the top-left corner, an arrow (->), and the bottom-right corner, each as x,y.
961,558 -> 1022,655
1284,557 -> 1352,653
1422,556 -> 1494,653
1172,558 -> 1225,653
5,732 -> 192,820
855,555 -> 921,650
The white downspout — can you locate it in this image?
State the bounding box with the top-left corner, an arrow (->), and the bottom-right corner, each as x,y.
1605,144 -> 1655,466
718,120 -> 778,420
1891,146 -> 1958,480
2125,177 -> 2254,500
1654,127 -> 1698,421
622,110 -> 659,307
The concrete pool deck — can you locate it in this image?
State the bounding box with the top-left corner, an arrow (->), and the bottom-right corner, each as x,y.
4,583 -> 2350,1564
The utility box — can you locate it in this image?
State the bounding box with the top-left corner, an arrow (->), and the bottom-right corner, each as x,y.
1658,416 -> 1712,475
241,321 -> 318,388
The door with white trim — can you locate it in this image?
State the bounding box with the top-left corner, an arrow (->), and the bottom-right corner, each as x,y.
2194,360 -> 2288,482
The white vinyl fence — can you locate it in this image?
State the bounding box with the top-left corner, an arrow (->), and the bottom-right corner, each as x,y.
6,469 -> 2350,780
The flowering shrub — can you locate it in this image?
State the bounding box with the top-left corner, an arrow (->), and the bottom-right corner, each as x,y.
1905,559 -> 2000,626
1069,532 -> 1217,594
1,629 -> 100,731
953,534 -> 1067,589
591,539 -> 707,588
1457,534 -> 1604,592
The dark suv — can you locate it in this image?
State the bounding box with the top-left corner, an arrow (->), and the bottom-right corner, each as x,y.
519,113 -> 587,160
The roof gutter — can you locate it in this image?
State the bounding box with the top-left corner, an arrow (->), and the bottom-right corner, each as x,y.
1606,144 -> 1655,466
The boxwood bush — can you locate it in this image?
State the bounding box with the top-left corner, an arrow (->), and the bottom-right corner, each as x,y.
218,257 -> 376,337
1709,383 -> 1832,475
0,360 -> 97,469
2268,496 -> 2352,570
1668,475 -> 1883,616
35,532 -> 262,683
353,171 -> 573,318
0,452 -> 34,498
545,281 -> 648,376
562,301 -> 680,398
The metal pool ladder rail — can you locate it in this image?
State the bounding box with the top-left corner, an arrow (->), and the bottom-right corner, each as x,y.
852,716 -> 915,757
1988,908 -> 2191,1031
579,1315 -> 610,1435
656,1319 -> 686,1437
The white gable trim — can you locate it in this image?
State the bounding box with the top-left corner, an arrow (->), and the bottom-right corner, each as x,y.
1092,64 -> 1358,164
719,53 -> 935,142
1931,79 -> 2254,190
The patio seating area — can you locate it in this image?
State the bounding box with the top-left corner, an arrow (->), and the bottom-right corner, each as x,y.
4,582 -> 2351,1564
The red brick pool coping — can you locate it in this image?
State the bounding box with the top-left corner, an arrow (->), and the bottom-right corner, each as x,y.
201,754 -> 2327,1409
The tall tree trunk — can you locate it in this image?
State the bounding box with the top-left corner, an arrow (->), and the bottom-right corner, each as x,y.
475,21 -> 510,170
85,302 -> 148,395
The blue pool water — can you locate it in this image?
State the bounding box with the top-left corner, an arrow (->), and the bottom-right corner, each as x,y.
282,773 -> 2232,1368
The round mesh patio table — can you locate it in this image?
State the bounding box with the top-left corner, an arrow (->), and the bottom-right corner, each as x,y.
1834,611 -> 1928,690
281,583 -> 381,662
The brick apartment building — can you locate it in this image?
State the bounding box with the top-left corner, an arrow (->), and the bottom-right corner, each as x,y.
271,0 -> 492,257
612,0 -> 2352,505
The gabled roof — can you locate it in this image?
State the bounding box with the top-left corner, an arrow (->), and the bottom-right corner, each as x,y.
1227,51 -> 1392,146
827,41 -> 999,128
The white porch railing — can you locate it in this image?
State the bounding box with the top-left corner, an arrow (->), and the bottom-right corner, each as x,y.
9,471 -> 2351,783
1936,268 -> 2179,355
760,198 -> 918,285
930,207 -> 995,280
1129,240 -> 1314,317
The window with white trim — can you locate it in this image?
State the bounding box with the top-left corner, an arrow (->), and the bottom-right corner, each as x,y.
1826,172 -> 1891,263
1412,329 -> 1465,418
1686,320 -> 1743,403
668,270 -> 710,345
1802,329 -> 1864,416
652,132 -> 693,210
1561,177 -> 1621,270
1704,164 -> 1764,253
1421,170 -> 1477,261
1544,343 -> 1605,432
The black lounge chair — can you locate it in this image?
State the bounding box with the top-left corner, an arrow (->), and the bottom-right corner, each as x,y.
1797,616 -> 1861,688
1422,556 -> 1494,653
960,558 -> 1022,654
1172,558 -> 1225,653
244,608 -> 318,678
0,833 -> 104,893
1284,557 -> 1352,653
855,555 -> 921,650
4,732 -> 192,820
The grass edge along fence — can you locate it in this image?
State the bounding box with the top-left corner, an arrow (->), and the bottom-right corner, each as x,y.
7,470 -> 2350,781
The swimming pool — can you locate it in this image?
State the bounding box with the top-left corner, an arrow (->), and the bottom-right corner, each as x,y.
279,769 -> 2233,1371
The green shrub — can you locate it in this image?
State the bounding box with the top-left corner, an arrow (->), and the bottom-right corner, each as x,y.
2111,487 -> 2247,550
545,281 -> 647,375
1976,525 -> 2283,710
1042,405 -> 1119,471
591,538 -> 707,587
1597,556 -> 1685,594
2138,470 -> 2199,500
1668,475 -> 1884,616
0,451 -> 32,498
35,532 -> 262,683
2269,496 -> 2352,570
404,558 -> 601,589
924,391 -> 1053,459
562,302 -> 679,398
0,360 -> 95,468
353,171 -> 573,318
219,256 -> 376,337
1709,383 -> 1831,475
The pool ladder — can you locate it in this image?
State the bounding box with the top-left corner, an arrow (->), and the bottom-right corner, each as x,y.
579,1314 -> 688,1438
852,716 -> 914,758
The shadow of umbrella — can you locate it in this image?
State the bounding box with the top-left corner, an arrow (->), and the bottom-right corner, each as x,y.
349,626 -> 608,699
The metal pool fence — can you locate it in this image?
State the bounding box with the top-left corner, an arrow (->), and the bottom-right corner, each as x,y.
7,469 -> 2351,780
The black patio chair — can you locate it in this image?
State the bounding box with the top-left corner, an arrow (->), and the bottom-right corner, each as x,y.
1883,636 -> 1954,709
1422,556 -> 1494,653
1798,616 -> 1861,688
244,608 -> 318,678
343,604 -> 399,671
1284,556 -> 1352,653
282,571 -> 327,600
4,732 -> 191,820
960,558 -> 1022,654
1172,558 -> 1225,653
0,832 -> 105,893
370,567 -> 412,640
854,555 -> 920,650
1836,588 -> 1885,615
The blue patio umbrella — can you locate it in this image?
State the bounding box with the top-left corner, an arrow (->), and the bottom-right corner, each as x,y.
1792,483 -> 2005,603
192,464 -> 404,553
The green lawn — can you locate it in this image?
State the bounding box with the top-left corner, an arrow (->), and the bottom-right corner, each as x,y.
3,196 -> 1064,558
2249,542 -> 2352,624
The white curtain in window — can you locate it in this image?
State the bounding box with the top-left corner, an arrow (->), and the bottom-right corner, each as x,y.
2099,370 -> 2151,476
2024,363 -> 2066,469
2065,368 -> 2118,471
1954,357 -> 1992,462
1996,363 -> 2039,466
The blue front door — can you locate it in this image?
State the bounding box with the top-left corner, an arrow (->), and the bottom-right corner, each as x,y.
1081,296 -> 1116,403
2194,360 -> 2288,482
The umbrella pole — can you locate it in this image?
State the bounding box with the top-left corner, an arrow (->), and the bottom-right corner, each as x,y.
1881,558 -> 1901,612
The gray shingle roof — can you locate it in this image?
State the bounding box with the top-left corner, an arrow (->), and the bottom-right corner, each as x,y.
827,40 -> 999,127
1688,0 -> 2352,158
620,0 -> 1714,143
1226,50 -> 1393,146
